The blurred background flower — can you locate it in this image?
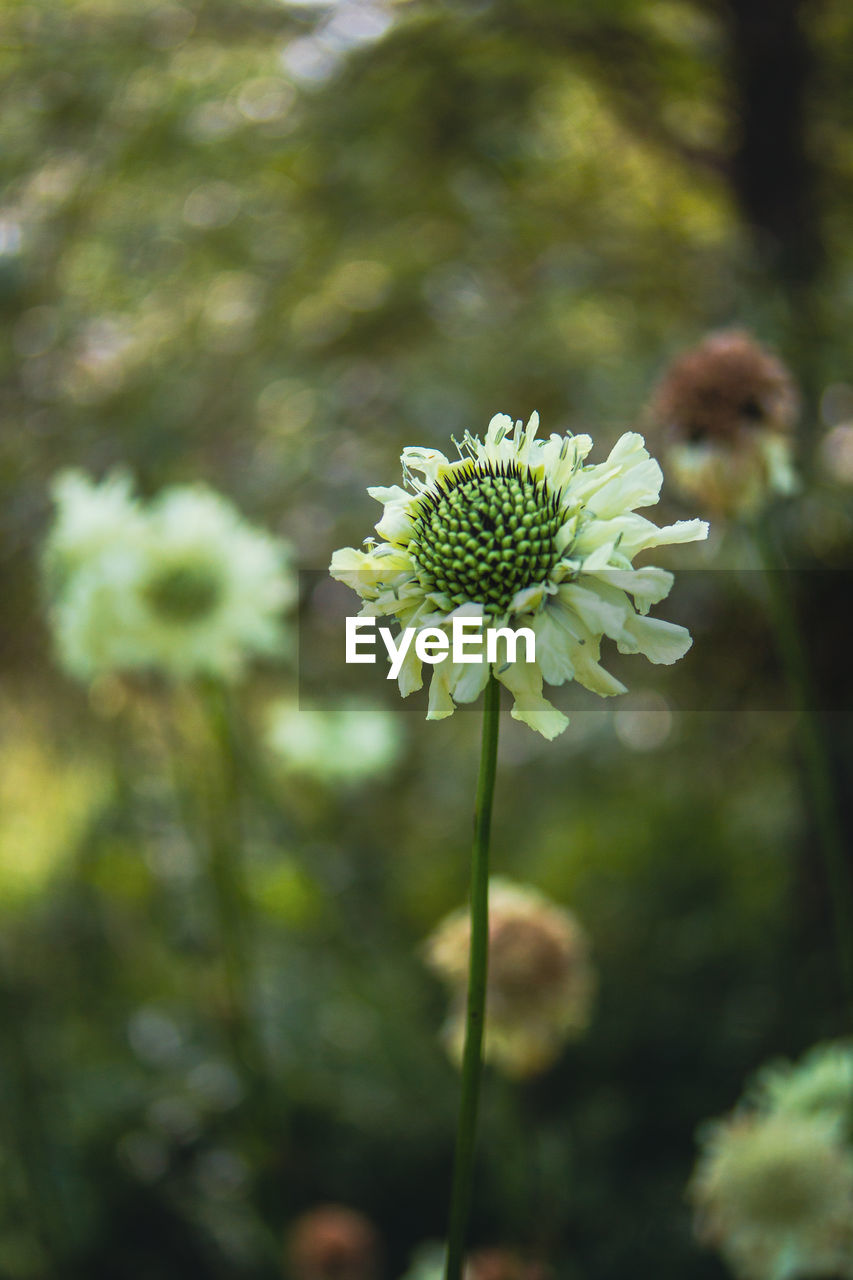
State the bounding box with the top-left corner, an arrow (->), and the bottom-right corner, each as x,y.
425,879 -> 595,1078
690,1042 -> 853,1280
43,472 -> 295,681
691,1111 -> 853,1280
648,330 -> 800,518
286,1205 -> 381,1280
266,700 -> 403,786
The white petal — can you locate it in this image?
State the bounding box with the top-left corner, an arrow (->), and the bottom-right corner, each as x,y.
397,641 -> 424,696
401,446 -> 452,486
329,547 -> 378,591
541,433 -> 594,492
531,611 -> 576,685
449,657 -> 491,704
576,537 -> 619,571
619,516 -> 709,558
587,457 -> 663,518
510,582 -> 547,614
427,663 -> 455,719
559,582 -> 629,641
616,613 -> 693,664
378,509 -> 413,544
497,661 -> 569,740
571,645 -> 627,696
367,484 -> 410,506
591,567 -> 674,614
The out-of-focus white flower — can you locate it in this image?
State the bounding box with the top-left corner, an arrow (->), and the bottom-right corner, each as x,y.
331,412 -> 706,739
690,1112 -> 853,1280
424,879 -> 595,1078
44,473 -> 295,682
691,1042 -> 853,1280
266,700 -> 403,784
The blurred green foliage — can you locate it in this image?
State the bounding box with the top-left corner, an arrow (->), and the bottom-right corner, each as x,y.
2,1 -> 853,1278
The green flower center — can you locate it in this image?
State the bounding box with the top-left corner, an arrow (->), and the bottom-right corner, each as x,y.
737,1154 -> 829,1226
144,562 -> 223,622
409,464 -> 564,614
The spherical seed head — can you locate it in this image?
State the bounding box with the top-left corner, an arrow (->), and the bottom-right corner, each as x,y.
409,462 -> 563,615
425,881 -> 596,1077
488,914 -> 575,1001
651,329 -> 799,445
143,561 -> 224,622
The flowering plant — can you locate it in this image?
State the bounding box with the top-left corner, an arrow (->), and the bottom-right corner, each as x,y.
331,412 -> 707,737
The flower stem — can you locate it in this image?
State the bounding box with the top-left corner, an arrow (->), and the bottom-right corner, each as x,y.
445,674 -> 501,1280
753,518 -> 853,1014
200,681 -> 266,1084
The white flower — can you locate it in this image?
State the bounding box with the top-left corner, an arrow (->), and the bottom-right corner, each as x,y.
331,413 -> 707,738
690,1112 -> 853,1280
45,474 -> 295,682
266,699 -> 403,785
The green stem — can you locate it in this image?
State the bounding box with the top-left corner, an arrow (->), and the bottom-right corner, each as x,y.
445,675 -> 501,1280
200,681 -> 265,1083
753,518 -> 853,1013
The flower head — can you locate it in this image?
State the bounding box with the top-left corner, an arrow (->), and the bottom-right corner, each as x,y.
690,1112 -> 853,1280
266,699 -> 403,785
286,1206 -> 380,1280
649,330 -> 799,517
44,472 -> 294,682
424,879 -> 595,1078
331,413 -> 707,738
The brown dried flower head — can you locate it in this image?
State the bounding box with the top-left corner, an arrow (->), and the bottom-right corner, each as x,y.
648,330 -> 799,517
651,330 -> 798,446
286,1206 -> 381,1280
424,879 -> 595,1078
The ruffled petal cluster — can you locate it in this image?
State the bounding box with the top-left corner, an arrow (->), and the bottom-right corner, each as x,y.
331,413 -> 707,737
44,472 -> 295,682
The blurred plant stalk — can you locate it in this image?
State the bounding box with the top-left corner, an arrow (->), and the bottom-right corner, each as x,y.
199,680 -> 269,1087
164,682 -> 269,1098
445,675 -> 500,1280
752,516 -> 853,1015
